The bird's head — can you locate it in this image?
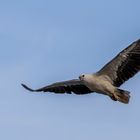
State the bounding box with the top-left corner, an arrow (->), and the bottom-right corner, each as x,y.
79,74 -> 85,81
79,74 -> 93,82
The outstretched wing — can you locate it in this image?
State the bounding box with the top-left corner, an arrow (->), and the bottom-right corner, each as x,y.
21,79 -> 92,94
98,39 -> 140,87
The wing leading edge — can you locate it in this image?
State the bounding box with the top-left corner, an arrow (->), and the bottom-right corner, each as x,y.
21,79 -> 93,94
98,39 -> 140,87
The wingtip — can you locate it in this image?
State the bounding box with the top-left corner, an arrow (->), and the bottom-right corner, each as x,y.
21,83 -> 35,92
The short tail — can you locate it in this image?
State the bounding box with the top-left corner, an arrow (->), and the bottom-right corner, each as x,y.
115,89 -> 131,104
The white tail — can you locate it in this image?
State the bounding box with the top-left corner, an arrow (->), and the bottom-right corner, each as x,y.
115,89 -> 130,104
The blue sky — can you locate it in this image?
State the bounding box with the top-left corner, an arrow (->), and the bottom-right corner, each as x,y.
0,0 -> 140,140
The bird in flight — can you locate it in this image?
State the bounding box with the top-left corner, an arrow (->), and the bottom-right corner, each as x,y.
22,39 -> 140,104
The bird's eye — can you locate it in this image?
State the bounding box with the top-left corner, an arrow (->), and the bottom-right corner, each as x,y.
82,75 -> 85,77
79,74 -> 85,80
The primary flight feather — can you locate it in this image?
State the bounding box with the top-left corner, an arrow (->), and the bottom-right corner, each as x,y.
22,39 -> 140,104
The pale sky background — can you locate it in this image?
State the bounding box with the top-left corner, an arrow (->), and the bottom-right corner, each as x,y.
0,0 -> 140,140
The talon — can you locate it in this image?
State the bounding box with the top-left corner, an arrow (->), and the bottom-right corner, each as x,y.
110,95 -> 117,101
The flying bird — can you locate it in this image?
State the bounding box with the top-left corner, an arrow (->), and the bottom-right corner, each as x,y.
22,39 -> 140,104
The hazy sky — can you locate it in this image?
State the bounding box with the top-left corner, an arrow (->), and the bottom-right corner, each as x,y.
0,0 -> 140,140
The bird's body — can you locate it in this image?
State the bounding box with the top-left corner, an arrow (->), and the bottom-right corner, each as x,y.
79,74 -> 130,103
80,74 -> 114,95
22,39 -> 140,104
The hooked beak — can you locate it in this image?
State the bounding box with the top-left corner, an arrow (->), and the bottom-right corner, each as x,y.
79,74 -> 85,81
79,76 -> 82,80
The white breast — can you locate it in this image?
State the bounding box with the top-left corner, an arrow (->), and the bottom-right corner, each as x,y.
83,74 -> 115,94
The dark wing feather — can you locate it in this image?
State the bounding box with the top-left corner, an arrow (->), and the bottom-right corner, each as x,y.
98,39 -> 140,87
21,79 -> 92,94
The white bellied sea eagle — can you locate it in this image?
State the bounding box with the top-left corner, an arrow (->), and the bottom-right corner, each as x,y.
22,39 -> 140,104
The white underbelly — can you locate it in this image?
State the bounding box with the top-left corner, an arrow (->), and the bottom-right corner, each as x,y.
84,78 -> 115,95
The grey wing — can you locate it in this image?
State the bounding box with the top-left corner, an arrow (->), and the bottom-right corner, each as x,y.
97,39 -> 140,87
21,79 -> 93,94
